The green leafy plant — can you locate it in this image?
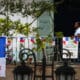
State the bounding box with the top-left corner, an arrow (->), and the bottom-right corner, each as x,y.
55,31 -> 64,38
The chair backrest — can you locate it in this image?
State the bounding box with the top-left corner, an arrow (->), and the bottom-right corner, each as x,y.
19,48 -> 37,80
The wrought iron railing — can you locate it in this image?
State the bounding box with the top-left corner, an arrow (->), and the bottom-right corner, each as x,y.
5,37 -> 80,64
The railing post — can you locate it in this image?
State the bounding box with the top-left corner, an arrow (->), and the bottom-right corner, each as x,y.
42,48 -> 46,80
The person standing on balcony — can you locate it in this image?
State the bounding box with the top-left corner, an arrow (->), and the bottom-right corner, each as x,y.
74,22 -> 80,37
74,21 -> 80,62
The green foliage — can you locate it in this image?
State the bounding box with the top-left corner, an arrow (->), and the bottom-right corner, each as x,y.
0,0 -> 64,17
0,18 -> 32,36
0,0 -> 55,36
55,31 -> 64,38
0,0 -> 55,17
35,34 -> 46,51
30,1 -> 55,18
0,18 -> 13,36
13,21 -> 32,36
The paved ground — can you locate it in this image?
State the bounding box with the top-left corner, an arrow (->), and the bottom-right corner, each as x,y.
0,65 -> 15,80
0,63 -> 80,80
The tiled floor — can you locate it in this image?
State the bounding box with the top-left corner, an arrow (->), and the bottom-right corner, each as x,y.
0,63 -> 80,80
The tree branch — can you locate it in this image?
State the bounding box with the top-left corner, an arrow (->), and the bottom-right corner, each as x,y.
55,0 -> 64,5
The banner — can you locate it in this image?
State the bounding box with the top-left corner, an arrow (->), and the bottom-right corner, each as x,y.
62,37 -> 78,59
0,37 -> 6,77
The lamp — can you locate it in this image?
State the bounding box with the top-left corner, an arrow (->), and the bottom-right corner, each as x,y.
55,49 -> 76,80
13,48 -> 33,80
55,62 -> 75,80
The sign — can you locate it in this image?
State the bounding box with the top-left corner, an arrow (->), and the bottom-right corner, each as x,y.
62,37 -> 78,59
0,37 -> 6,77
0,58 -> 6,77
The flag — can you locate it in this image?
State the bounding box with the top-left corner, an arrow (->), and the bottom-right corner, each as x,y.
0,37 -> 6,77
20,37 -> 25,43
73,37 -> 78,44
63,37 -> 69,45
30,37 -> 35,44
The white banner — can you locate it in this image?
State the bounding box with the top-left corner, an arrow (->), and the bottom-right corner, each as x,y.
0,58 -> 6,77
62,37 -> 79,59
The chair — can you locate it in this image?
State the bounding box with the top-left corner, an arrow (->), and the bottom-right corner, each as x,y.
19,48 -> 54,80
19,48 -> 37,80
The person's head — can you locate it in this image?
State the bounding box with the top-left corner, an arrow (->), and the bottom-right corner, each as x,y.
74,22 -> 80,29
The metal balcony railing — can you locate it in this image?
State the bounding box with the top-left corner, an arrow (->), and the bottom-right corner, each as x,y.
5,37 -> 80,64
